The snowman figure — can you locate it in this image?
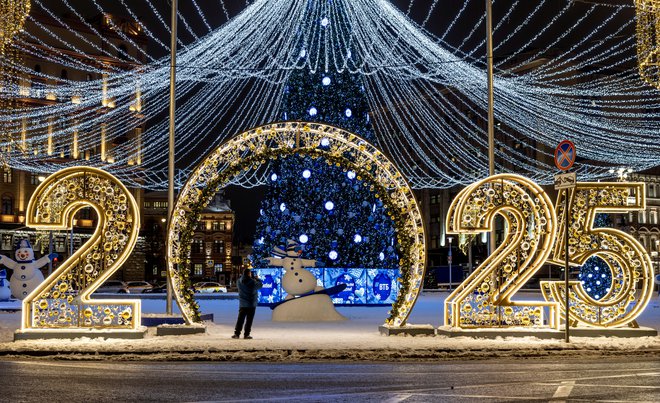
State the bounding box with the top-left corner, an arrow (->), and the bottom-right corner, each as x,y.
266,239 -> 321,299
266,240 -> 345,321
0,269 -> 11,301
0,239 -> 55,300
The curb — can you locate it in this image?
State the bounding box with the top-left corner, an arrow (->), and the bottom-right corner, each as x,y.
1,347 -> 659,362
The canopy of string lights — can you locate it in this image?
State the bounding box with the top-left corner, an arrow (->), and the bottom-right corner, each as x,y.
0,0 -> 658,189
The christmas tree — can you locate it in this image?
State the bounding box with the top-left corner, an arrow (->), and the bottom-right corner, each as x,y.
577,214 -> 613,300
251,10 -> 397,269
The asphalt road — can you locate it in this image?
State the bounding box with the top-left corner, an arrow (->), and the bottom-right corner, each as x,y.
0,357 -> 658,402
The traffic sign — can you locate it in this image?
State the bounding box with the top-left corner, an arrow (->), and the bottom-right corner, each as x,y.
554,140 -> 576,171
554,172 -> 576,190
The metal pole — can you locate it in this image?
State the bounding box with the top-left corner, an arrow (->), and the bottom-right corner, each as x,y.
486,0 -> 496,256
564,191 -> 570,343
448,239 -> 452,291
166,0 -> 178,315
48,231 -> 53,275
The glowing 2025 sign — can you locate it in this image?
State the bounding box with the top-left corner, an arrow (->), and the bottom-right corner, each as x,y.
445,174 -> 653,329
19,168 -> 653,334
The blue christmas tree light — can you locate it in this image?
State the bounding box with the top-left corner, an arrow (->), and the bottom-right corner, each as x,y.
252,5 -> 397,269
577,214 -> 613,300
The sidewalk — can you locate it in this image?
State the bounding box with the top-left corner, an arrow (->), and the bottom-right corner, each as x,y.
1,292 -> 659,361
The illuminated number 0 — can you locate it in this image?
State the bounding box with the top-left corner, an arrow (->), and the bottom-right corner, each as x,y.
22,167 -> 141,331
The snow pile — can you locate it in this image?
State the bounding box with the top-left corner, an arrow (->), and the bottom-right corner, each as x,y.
0,292 -> 658,360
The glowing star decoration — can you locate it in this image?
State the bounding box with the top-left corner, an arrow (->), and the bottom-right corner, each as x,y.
20,167 -> 140,332
541,182 -> 654,328
445,174 -> 559,329
636,1 -> 660,89
167,122 -> 425,327
0,239 -> 54,300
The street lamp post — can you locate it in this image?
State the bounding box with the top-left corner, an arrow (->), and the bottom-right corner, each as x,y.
448,236 -> 453,291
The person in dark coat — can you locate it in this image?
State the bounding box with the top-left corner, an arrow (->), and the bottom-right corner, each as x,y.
233,268 -> 263,339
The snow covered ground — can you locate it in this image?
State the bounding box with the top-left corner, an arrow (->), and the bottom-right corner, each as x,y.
0,291 -> 659,360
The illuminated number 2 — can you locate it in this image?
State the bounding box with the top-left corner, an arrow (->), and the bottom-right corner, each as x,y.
542,183 -> 654,327
22,167 -> 141,331
445,174 -> 559,328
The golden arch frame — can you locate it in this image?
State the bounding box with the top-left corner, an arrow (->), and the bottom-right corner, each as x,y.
167,122 -> 426,326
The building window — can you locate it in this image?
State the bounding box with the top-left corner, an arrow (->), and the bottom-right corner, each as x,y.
193,264 -> 203,276
2,168 -> 11,183
54,237 -> 66,253
1,194 -> 13,215
211,221 -> 226,231
1,234 -> 12,250
214,263 -> 223,273
651,210 -> 658,225
152,201 -> 167,209
639,211 -> 647,224
430,215 -> 441,224
430,194 -> 439,205
213,240 -> 224,254
430,235 -> 439,249
192,239 -> 204,254
30,173 -> 41,185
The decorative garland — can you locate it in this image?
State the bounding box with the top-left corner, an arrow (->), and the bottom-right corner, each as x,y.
168,122 -> 425,326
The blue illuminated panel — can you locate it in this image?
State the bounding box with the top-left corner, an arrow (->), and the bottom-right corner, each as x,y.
253,267 -> 397,305
367,269 -> 400,304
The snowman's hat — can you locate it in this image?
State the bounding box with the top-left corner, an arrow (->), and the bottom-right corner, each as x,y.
17,239 -> 32,250
272,239 -> 302,258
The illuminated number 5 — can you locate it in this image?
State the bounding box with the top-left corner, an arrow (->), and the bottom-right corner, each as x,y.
23,167 -> 141,331
445,174 -> 559,328
542,183 -> 654,327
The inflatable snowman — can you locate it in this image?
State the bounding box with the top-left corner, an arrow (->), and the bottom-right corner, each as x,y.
266,240 -> 345,321
0,239 -> 55,300
0,269 -> 11,301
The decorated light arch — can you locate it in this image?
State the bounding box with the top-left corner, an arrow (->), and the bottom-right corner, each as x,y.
167,121 -> 426,327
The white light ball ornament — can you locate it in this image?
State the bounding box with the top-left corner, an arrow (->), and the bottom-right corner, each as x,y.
325,201 -> 334,211
271,173 -> 278,181
321,138 -> 330,147
354,234 -> 362,243
347,171 -> 356,179
328,250 -> 338,260
321,17 -> 329,27
322,77 -> 331,86
379,252 -> 385,261
279,203 -> 286,212
345,108 -> 352,117
309,107 -> 317,116
302,169 -> 311,179
299,234 -> 308,244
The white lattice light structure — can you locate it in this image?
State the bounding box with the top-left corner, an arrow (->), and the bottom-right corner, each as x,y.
0,0 -> 659,189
